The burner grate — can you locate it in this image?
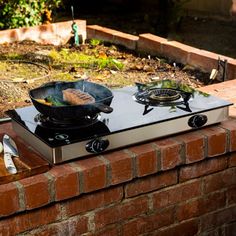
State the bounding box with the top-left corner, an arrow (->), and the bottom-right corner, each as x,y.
34,113 -> 100,129
148,88 -> 181,102
134,88 -> 185,106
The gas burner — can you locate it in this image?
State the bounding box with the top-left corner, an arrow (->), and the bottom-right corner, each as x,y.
134,87 -> 194,114
34,113 -> 100,129
134,87 -> 191,106
5,85 -> 232,164
149,88 -> 181,102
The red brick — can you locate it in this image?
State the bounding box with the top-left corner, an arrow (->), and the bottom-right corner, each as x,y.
137,33 -> 167,55
153,219 -> 199,236
199,79 -> 236,94
87,25 -> 139,50
95,225 -> 120,236
188,48 -> 219,72
199,82 -> 236,117
162,40 -> 195,64
199,81 -> 236,104
49,164 -> 79,201
114,31 -> 138,50
0,20 -> 86,46
227,58 -> 236,81
229,153 -> 236,167
0,182 -> 20,217
20,174 -> 50,209
152,179 -> 201,210
86,25 -> 97,39
125,170 -> 177,197
179,156 -> 227,182
0,204 -> 61,235
221,120 -> 236,152
129,143 -> 157,177
154,138 -> 183,170
64,186 -> 123,217
201,205 -> 236,232
86,25 -> 117,43
228,99 -> 236,117
176,191 -> 226,221
203,168 -> 236,193
228,186 -> 236,205
76,157 -> 107,193
0,28 -> 20,44
122,206 -> 175,236
176,132 -> 206,164
225,222 -> 236,236
214,89 -> 236,100
0,217 -> 16,235
94,196 -> 149,230
102,150 -> 133,185
32,216 -> 88,236
201,126 -> 227,157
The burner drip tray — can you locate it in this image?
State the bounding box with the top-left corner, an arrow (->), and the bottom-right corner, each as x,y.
34,113 -> 100,129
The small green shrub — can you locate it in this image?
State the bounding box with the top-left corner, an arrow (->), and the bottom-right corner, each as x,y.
89,39 -> 103,47
0,0 -> 62,29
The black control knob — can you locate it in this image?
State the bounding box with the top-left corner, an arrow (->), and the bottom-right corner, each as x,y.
86,138 -> 109,154
188,114 -> 208,128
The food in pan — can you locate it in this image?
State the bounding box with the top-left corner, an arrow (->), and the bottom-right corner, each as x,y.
35,88 -> 95,106
62,88 -> 95,105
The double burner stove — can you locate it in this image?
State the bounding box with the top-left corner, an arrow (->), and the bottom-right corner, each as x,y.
6,83 -> 232,164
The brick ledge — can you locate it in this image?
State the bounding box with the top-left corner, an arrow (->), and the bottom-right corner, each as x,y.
0,21 -> 236,223
0,116 -> 236,218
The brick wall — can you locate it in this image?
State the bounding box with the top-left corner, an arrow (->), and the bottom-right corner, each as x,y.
0,118 -> 236,235
87,25 -> 236,80
0,20 -> 236,235
0,20 -> 87,45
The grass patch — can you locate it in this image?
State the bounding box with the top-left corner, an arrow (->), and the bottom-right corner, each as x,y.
49,48 -> 124,71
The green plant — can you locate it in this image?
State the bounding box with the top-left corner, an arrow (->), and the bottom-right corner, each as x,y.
0,0 -> 62,29
89,38 -> 103,47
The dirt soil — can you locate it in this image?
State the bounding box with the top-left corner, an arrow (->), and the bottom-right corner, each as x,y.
0,40 -> 212,119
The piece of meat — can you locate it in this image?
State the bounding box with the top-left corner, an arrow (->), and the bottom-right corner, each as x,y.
62,88 -> 95,105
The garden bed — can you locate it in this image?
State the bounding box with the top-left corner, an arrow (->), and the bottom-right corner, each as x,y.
0,39 -> 211,118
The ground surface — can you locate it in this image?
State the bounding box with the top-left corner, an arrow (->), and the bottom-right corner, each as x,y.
0,40 -> 210,118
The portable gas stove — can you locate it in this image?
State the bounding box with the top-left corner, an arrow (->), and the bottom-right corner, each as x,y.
6,82 -> 233,164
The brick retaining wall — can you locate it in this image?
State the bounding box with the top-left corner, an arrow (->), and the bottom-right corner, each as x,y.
0,20 -> 236,235
87,25 -> 236,80
0,117 -> 236,235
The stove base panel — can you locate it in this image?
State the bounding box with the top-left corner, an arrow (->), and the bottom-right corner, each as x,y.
11,107 -> 229,164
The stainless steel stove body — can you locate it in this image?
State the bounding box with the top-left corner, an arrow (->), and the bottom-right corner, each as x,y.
6,84 -> 232,164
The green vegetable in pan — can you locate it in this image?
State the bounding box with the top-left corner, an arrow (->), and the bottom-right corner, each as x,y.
45,95 -> 68,106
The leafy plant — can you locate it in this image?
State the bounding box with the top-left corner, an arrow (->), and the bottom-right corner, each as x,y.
89,38 -> 103,47
0,0 -> 62,29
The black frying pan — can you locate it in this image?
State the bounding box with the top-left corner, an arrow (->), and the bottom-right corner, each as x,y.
29,80 -> 113,120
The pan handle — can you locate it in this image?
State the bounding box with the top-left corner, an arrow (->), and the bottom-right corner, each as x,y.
93,103 -> 113,113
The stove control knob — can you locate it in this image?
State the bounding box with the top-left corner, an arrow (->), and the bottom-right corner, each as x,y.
188,114 -> 208,128
86,138 -> 109,154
